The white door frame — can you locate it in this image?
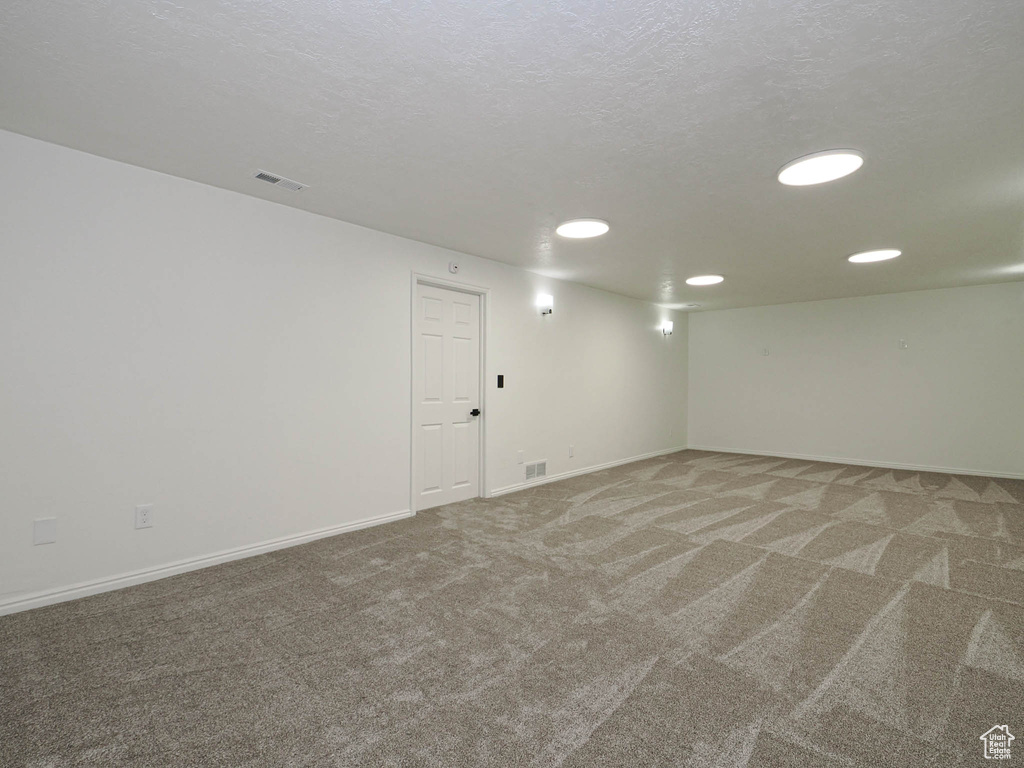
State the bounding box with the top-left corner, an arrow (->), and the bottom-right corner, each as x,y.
410,273 -> 490,513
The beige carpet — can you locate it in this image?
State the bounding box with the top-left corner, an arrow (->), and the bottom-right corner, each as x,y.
2,450 -> 1023,766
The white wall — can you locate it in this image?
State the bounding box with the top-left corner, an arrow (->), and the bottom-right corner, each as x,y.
0,130 -> 688,613
688,282 -> 1024,477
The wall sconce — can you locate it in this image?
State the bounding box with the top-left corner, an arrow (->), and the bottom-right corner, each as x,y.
661,320 -> 674,336
536,293 -> 554,315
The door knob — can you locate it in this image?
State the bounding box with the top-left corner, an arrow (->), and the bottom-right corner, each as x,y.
470,408 -> 481,417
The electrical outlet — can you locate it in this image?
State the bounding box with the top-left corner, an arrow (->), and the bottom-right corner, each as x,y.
569,444 -> 575,458
33,518 -> 57,545
517,450 -> 524,465
135,504 -> 154,529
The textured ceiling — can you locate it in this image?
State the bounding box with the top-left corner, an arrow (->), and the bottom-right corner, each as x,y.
3,0 -> 1024,310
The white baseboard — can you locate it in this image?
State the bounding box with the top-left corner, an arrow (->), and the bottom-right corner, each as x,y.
9,444 -> 1014,617
489,445 -> 689,497
0,509 -> 413,617
685,445 -> 1024,480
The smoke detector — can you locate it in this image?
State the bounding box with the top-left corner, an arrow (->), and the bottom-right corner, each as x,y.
253,170 -> 307,192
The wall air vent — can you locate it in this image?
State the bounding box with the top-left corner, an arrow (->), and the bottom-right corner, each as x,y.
525,461 -> 547,481
253,170 -> 307,192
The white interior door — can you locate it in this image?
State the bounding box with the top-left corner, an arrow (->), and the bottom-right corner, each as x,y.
413,283 -> 482,510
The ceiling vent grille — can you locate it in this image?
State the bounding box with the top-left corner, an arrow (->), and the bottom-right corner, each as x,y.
253,170 -> 307,192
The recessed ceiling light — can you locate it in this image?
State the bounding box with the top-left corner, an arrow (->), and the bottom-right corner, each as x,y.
778,150 -> 864,186
686,275 -> 724,286
556,219 -> 610,238
848,249 -> 901,263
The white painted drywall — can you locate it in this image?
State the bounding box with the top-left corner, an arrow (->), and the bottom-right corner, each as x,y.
688,282 -> 1024,477
0,130 -> 688,612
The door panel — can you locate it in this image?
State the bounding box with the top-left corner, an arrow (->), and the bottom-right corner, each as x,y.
421,296 -> 443,322
420,424 -> 443,493
452,335 -> 472,402
452,421 -> 472,488
453,299 -> 472,326
413,283 -> 482,510
421,334 -> 444,403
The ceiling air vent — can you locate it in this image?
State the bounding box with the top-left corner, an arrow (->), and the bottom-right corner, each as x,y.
253,170 -> 307,192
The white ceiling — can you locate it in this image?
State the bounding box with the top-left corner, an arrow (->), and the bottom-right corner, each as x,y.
3,0 -> 1024,310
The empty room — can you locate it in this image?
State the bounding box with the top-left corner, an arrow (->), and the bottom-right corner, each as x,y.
2,0 -> 1023,765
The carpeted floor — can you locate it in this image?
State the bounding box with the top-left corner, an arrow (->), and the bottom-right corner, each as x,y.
2,450 -> 1023,767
